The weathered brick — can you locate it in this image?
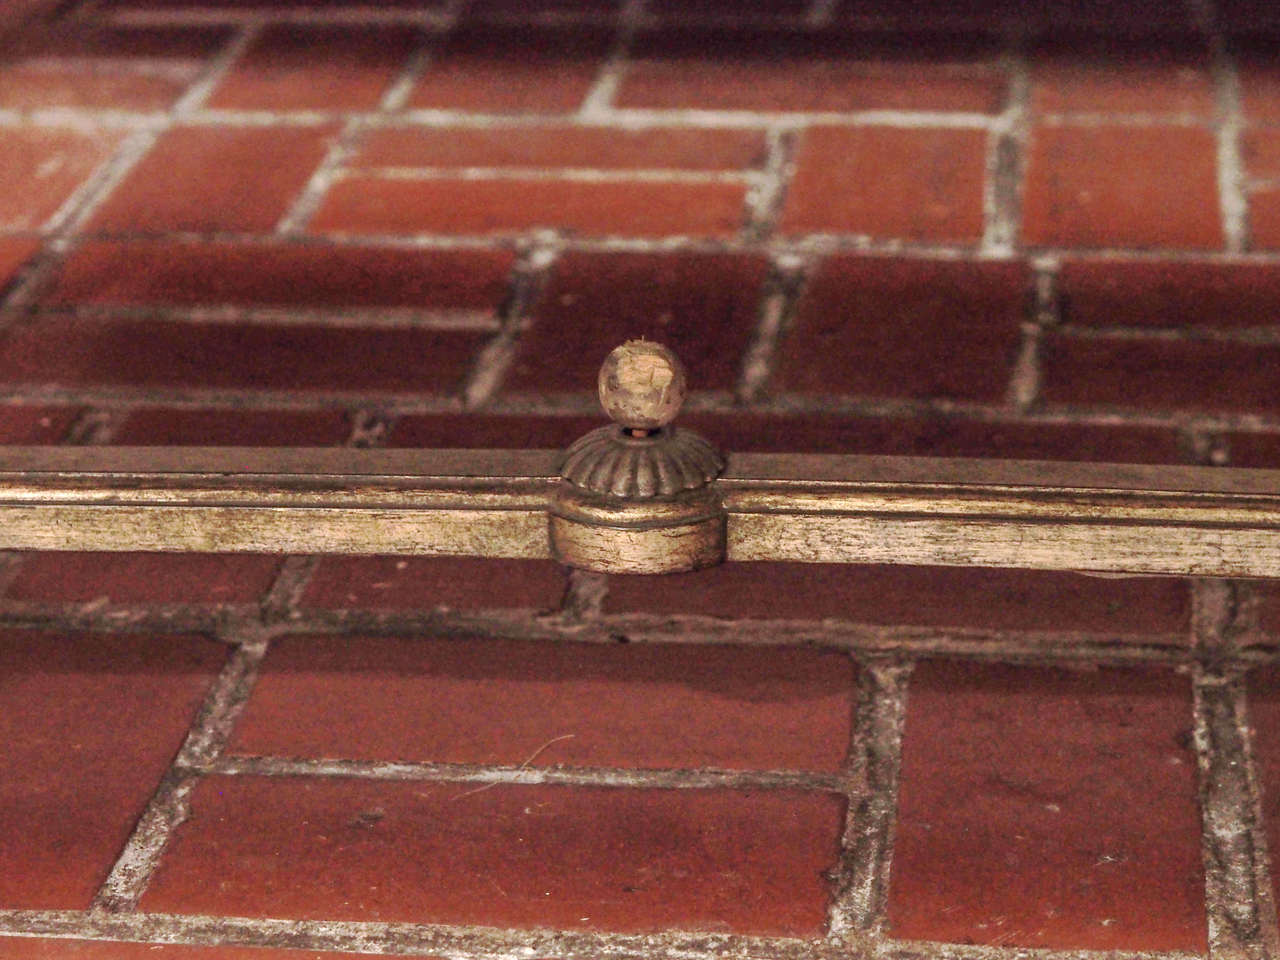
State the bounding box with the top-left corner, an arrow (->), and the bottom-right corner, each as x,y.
888,661 -> 1205,951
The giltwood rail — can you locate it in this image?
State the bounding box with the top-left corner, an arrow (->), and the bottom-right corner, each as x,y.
3,446 -> 1280,579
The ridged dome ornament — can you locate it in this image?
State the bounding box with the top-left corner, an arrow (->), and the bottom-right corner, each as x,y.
549,340 -> 728,574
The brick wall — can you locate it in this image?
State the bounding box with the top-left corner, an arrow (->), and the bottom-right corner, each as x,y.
2,1 -> 1280,957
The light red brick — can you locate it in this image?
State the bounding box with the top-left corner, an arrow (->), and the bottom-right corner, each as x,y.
1023,125 -> 1222,249
504,251 -> 768,392
0,129 -> 119,231
231,634 -> 855,772
0,630 -> 224,909
888,661 -> 1205,951
770,256 -> 1029,402
208,25 -> 419,110
781,126 -> 988,241
353,125 -> 768,171
89,125 -> 335,233
310,177 -> 748,238
143,777 -> 844,935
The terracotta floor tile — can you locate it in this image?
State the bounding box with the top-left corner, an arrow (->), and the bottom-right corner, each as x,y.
888,661 -> 1205,951
605,564 -> 1190,637
1023,125 -> 1222,249
0,630 -> 225,909
88,126 -> 335,233
781,126 -> 987,241
142,777 -> 845,936
0,128 -> 119,231
503,251 -> 768,393
231,634 -> 855,772
770,256 -> 1029,402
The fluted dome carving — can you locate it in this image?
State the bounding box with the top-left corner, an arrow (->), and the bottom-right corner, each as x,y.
560,425 -> 724,498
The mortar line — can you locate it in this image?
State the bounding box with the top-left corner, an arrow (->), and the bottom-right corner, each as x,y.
1191,0 -> 1249,254
462,239 -> 561,409
1238,680 -> 1280,958
980,41 -> 1029,257
805,0 -> 839,28
14,303 -> 504,331
350,166 -> 760,184
577,0 -> 643,119
62,405 -> 129,445
1006,255 -> 1056,412
90,634 -> 271,913
736,251 -> 809,403
744,127 -> 798,241
828,659 -> 911,943
556,567 -> 609,624
378,0 -> 465,114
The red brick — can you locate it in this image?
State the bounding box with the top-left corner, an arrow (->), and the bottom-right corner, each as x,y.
5,553 -> 282,605
1023,125 -> 1222,249
232,634 -> 855,772
208,25 -> 419,110
1220,0 -> 1280,30
619,29 -> 1006,113
0,25 -> 229,111
311,177 -> 747,238
112,407 -> 351,445
389,413 -> 600,448
1250,189 -> 1280,249
841,0 -> 1191,30
0,317 -> 488,394
645,0 -> 808,12
0,405 -> 79,443
0,940 -> 371,959
0,129 -> 119,231
301,557 -> 565,611
46,240 -> 515,314
1029,33 -> 1213,115
770,256 -> 1028,402
504,251 -> 768,392
1237,38 -> 1280,123
0,236 -> 38,288
89,126 -> 334,233
407,25 -> 610,112
1222,431 -> 1280,470
0,630 -> 223,908
1246,666 -> 1280,927
1058,258 -> 1280,328
467,0 -> 617,12
888,661 -> 1205,951
606,564 -> 1190,637
1255,584 -> 1280,635
1243,128 -> 1280,180
353,125 -> 768,171
1040,334 -> 1280,414
781,126 -> 988,241
679,411 -> 1186,463
142,777 -> 843,935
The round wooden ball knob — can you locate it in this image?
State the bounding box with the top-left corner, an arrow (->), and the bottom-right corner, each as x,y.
598,340 -> 688,431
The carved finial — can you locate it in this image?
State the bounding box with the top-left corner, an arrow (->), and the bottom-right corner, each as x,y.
557,340 -> 723,499
598,339 -> 687,432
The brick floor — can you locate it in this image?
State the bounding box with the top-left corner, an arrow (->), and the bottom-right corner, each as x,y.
0,4 -> 1275,959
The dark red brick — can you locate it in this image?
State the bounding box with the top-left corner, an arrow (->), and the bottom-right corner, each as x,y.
619,28 -> 1006,113
0,406 -> 79,443
841,0 -> 1190,30
353,125 -> 768,171
1058,258 -> 1280,328
679,411 -> 1186,463
1023,125 -> 1222,249
1040,334 -> 1280,414
503,251 -> 768,393
46,240 -> 515,314
208,25 -> 419,110
310,177 -> 748,238
1250,189 -> 1280,249
301,557 -> 564,611
1254,585 -> 1280,635
606,564 -> 1190,637
0,25 -> 229,111
1237,37 -> 1280,123
0,129 -> 119,231
1243,128 -> 1280,180
5,553 -> 282,605
142,777 -> 844,935
1029,33 -> 1213,115
232,634 -> 855,772
1222,431 -> 1280,470
89,126 -> 335,233
0,630 -> 224,908
407,25 -> 610,112
0,236 -> 38,290
0,317 -> 488,394
389,413 -> 600,449
770,256 -> 1028,402
1243,668 -> 1280,924
888,661 -> 1205,951
112,407 -> 351,446
781,126 -> 988,241
0,940 -> 372,959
